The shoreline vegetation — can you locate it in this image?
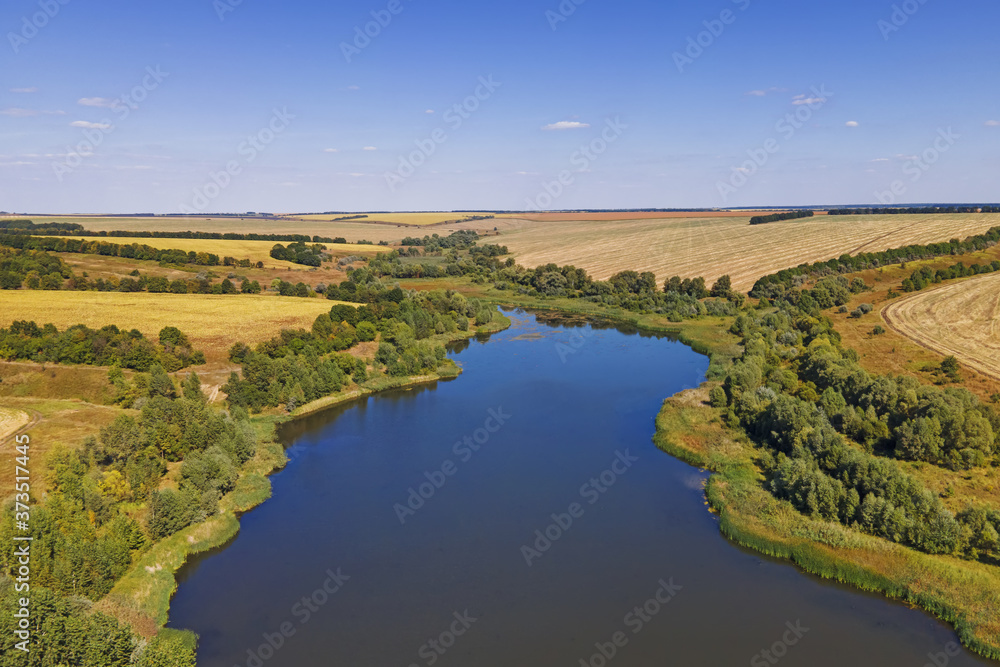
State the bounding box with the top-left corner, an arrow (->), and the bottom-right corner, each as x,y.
93,310 -> 512,646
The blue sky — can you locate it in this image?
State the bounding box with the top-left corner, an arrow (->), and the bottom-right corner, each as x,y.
1,0 -> 998,213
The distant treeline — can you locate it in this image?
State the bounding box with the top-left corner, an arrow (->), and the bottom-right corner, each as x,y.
0,233 -> 253,267
9,228 -> 378,244
0,219 -> 85,232
750,226 -> 1000,298
401,230 -> 481,251
749,210 -> 814,225
903,261 -> 1000,293
829,206 -> 1000,215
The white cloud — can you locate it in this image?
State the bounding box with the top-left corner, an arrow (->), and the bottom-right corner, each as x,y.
986,120 -> 1000,127
362,146 -> 377,151
347,85 -> 360,91
324,148 -> 339,153
870,158 -> 890,162
70,120 -> 112,130
792,97 -> 826,105
78,97 -> 116,108
542,121 -> 590,131
745,87 -> 787,97
10,87 -> 37,94
425,109 -> 435,114
0,108 -> 38,117
845,121 -> 859,127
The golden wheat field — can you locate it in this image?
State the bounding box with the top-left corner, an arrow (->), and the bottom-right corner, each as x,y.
493,213 -> 1000,291
18,216 -> 409,244
0,291 -> 342,364
883,272 -> 1000,382
67,236 -> 382,268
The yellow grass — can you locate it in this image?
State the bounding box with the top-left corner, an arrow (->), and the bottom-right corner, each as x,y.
495,213 -> 1000,291
66,236 -> 381,268
291,212 -> 488,226
883,272 -> 1000,382
0,291 -> 342,364
0,407 -> 30,442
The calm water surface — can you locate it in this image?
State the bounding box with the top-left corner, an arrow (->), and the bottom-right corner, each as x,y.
168,310 -> 994,667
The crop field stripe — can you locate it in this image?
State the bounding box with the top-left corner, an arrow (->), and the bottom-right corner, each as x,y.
882,272 -> 1000,382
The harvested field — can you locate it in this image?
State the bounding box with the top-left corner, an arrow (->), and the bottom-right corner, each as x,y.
291,212 -> 491,226
503,210 -> 798,222
883,272 -> 1000,382
0,291 -> 342,365
494,213 -> 1000,291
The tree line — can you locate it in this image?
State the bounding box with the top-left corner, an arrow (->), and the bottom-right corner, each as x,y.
749,210 -> 814,225
750,226 -> 1000,298
224,290 -> 492,413
0,233 -> 263,268
4,225 -> 379,244
716,286 -> 1000,563
0,322 -> 204,371
0,365 -> 253,664
902,260 -> 1000,292
0,219 -> 85,232
828,206 -> 1000,215
269,241 -> 329,267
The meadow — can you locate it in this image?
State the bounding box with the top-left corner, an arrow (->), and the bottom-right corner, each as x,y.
490,213 -> 1000,291
0,291 -> 339,365
883,272 -> 1000,382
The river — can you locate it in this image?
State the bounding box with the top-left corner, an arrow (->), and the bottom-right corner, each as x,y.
168,310 -> 993,667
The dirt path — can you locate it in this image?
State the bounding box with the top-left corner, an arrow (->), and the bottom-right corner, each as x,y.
0,408 -> 40,448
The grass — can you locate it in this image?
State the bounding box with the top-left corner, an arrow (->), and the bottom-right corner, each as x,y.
66,236 -> 382,268
814,245 -> 1000,404
0,407 -> 30,442
0,397 -> 121,497
494,213 -> 1000,291
0,291 -> 341,365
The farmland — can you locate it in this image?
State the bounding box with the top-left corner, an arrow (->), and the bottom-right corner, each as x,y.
11,215 -> 485,241
64,236 -> 382,268
492,213 -> 1000,291
883,272 -> 1000,382
290,212 -> 493,226
0,291 -> 340,365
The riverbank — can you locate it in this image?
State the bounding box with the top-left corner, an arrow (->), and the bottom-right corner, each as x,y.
97,311 -> 513,640
470,287 -> 1000,659
655,383 -> 1000,660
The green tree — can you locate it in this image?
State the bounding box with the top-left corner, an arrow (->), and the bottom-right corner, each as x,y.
710,275 -> 732,297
